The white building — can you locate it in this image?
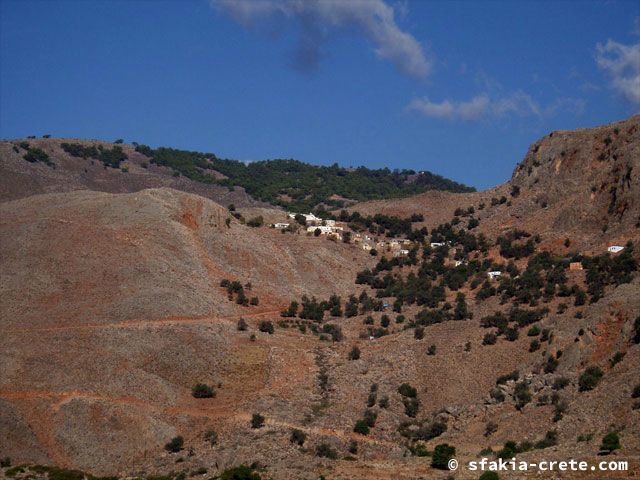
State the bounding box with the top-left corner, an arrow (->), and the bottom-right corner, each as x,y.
608,245 -> 624,253
487,271 -> 502,279
288,212 -> 322,224
430,242 -> 445,248
273,223 -> 290,229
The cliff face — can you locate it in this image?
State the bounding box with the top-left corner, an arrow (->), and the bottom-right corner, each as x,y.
510,115 -> 640,241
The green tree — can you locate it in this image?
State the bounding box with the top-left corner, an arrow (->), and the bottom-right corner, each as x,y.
431,443 -> 456,470
353,420 -> 370,435
578,366 -> 603,391
600,432 -> 620,454
164,436 -> 184,453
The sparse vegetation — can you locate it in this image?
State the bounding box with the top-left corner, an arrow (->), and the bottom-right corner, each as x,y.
250,413 -> 265,429
191,383 -> 215,398
164,436 -> 184,453
578,366 -> 603,391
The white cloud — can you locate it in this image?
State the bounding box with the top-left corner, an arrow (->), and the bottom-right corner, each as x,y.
406,91 -> 563,121
596,39 -> 640,105
211,0 -> 430,78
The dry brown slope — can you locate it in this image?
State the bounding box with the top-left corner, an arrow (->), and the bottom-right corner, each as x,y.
0,138 -> 270,209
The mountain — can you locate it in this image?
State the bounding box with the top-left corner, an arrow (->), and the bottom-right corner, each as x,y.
1,117 -> 639,480
0,139 -> 474,213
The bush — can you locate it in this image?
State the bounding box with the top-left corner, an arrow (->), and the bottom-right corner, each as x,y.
514,381 -> 531,410
553,377 -> 570,390
290,428 -> 307,446
483,332 -> 497,345
398,383 -> 417,398
527,325 -> 540,336
191,383 -> 215,398
427,344 -> 436,355
578,366 -> 603,391
251,413 -> 265,428
219,465 -> 261,480
348,346 -> 361,360
165,435 -> 184,452
632,384 -> 640,398
354,420 -> 370,435
316,443 -> 338,459
414,326 -> 425,340
403,397 -> 419,417
258,321 -> 274,334
529,339 -> 540,352
480,473 -> 500,480
600,432 -> 620,454
246,216 -> 264,227
237,318 -> 248,331
431,443 -> 456,470
0,457 -> 11,468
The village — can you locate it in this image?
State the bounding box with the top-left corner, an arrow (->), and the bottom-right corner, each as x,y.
269,212 -> 415,258
271,212 -> 629,281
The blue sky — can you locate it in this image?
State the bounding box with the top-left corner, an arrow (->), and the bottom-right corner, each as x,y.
1,0 -> 638,189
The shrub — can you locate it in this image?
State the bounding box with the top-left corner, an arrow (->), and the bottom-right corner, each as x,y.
237,318 -> 248,331
527,325 -> 540,336
600,432 -> 620,454
192,383 -> 215,398
632,384 -> 640,398
504,328 -> 519,341
219,465 -> 261,480
609,351 -> 625,368
398,383 -> 417,398
496,371 -> 519,385
354,420 -> 370,435
204,429 -> 218,446
250,413 -> 265,428
0,457 -> 11,468
348,346 -> 361,360
165,435 -> 184,453
578,366 -> 603,391
414,326 -> 425,339
514,381 -> 531,410
633,316 -> 640,344
431,443 -> 456,470
535,430 -> 558,449
483,332 -> 497,345
529,339 -> 540,352
403,398 -> 419,417
316,443 -> 338,459
378,395 -> 389,408
246,216 -> 264,227
290,428 -> 307,446
553,377 -> 570,390
480,473 -> 500,480
258,321 -> 274,334
427,344 -> 436,355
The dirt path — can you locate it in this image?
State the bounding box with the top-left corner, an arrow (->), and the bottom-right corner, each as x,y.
0,388 -> 397,449
5,308 -> 285,334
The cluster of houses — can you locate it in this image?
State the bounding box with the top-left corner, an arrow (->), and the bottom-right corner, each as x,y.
270,212 -> 416,257
353,233 -> 412,257
272,213 -> 629,265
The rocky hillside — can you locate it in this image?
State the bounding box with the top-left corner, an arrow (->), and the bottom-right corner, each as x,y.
0,139 -> 268,209
345,115 -> 640,253
1,117 -> 639,480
